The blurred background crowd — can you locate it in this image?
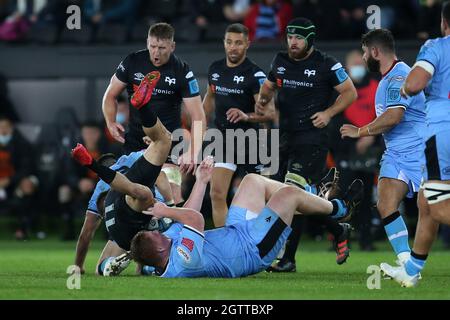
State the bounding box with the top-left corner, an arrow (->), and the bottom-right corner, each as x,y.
0,0 -> 445,44
0,0 -> 449,251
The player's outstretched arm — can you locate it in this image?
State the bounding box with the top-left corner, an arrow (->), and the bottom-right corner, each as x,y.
183,156 -> 214,211
401,65 -> 432,97
74,212 -> 102,274
340,107 -> 405,139
102,75 -> 127,143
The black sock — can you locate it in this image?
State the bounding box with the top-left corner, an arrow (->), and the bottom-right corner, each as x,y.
382,211 -> 401,226
411,250 -> 428,261
313,215 -> 344,238
282,215 -> 304,263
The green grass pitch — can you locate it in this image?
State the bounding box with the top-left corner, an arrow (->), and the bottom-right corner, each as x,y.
0,239 -> 449,300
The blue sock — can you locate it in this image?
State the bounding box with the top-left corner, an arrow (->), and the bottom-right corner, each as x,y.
405,251 -> 427,276
329,199 -> 346,219
98,257 -> 113,275
304,184 -> 317,195
141,265 -> 156,276
383,211 -> 410,255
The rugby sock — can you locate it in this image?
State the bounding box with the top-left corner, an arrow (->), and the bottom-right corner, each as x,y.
383,211 -> 410,256
405,251 -> 427,276
282,215 -> 305,262
329,199 -> 346,219
304,184 -> 317,195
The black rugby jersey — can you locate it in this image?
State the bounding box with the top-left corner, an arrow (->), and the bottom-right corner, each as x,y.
268,50 -> 349,133
208,57 -> 266,131
115,50 -> 200,151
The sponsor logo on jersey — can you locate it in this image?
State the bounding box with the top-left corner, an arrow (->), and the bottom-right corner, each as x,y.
215,85 -> 244,95
336,68 -> 349,83
181,237 -> 194,252
277,67 -> 286,74
117,62 -> 125,72
153,88 -> 175,95
304,69 -> 316,77
165,76 -> 176,85
176,246 -> 191,262
388,88 -> 401,103
185,71 -> 194,79
212,73 -> 220,81
133,72 -> 145,81
233,76 -> 244,84
282,79 -> 313,88
189,79 -> 199,95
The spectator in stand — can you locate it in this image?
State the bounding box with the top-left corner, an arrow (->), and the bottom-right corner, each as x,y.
83,0 -> 140,39
329,50 -> 382,251
0,115 -> 38,240
417,0 -> 443,40
0,73 -> 20,123
244,0 -> 292,41
223,0 -> 251,23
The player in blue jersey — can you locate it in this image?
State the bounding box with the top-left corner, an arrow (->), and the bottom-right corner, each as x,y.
380,1 -> 450,287
128,165 -> 363,278
73,149 -> 175,276
340,29 -> 427,267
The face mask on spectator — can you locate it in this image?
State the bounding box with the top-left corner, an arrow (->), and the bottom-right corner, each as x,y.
116,112 -> 127,124
349,65 -> 366,82
0,134 -> 12,145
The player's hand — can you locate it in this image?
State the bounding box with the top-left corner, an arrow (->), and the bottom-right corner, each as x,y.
195,156 -> 214,184
178,152 -> 196,175
226,108 -> 249,123
143,202 -> 167,218
311,111 -> 331,128
142,136 -> 152,146
340,124 -> 359,139
107,122 -> 125,144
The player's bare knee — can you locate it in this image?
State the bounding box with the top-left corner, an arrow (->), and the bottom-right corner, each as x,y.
210,185 -> 227,203
376,201 -> 395,218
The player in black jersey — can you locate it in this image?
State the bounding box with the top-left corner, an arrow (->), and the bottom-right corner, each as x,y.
102,22 -> 207,203
203,24 -> 276,227
256,18 -> 359,271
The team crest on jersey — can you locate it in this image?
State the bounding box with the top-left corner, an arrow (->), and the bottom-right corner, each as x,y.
212,73 -> 220,81
277,67 -> 286,74
165,77 -> 176,85
304,69 -> 316,77
233,76 -> 244,84
134,72 -> 145,81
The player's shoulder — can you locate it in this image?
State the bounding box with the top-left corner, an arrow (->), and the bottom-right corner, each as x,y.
208,58 -> 227,72
125,48 -> 149,61
274,51 -> 288,62
245,58 -> 264,73
315,49 -> 341,68
170,54 -> 191,70
385,62 -> 410,84
423,36 -> 449,49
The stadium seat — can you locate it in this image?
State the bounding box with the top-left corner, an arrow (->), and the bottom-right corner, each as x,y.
27,24 -> 59,44
96,23 -> 127,45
